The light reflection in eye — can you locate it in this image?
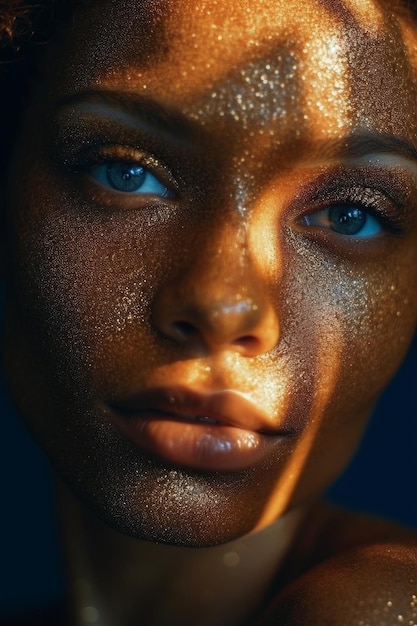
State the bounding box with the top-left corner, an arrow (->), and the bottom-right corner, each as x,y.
304,204 -> 382,237
90,162 -> 172,198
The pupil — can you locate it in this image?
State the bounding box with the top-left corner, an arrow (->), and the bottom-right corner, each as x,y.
106,163 -> 146,192
328,205 -> 366,235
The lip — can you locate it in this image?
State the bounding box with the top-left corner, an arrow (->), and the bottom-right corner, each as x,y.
108,387 -> 286,472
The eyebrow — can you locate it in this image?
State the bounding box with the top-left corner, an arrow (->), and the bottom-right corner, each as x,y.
56,89 -> 199,145
312,132 -> 417,164
56,89 -> 417,165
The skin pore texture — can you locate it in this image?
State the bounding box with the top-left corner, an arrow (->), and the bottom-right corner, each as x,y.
3,0 -> 417,623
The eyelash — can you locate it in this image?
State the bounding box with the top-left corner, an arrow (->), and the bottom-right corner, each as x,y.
301,186 -> 405,238
68,144 -> 178,200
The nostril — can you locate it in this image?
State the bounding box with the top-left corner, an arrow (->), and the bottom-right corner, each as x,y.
153,283 -> 280,355
235,335 -> 256,346
232,335 -> 260,354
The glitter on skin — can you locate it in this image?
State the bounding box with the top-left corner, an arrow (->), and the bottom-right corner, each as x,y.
5,0 -> 417,623
341,0 -> 385,32
5,0 -> 417,551
97,0 -> 354,142
253,305 -> 344,530
187,54 -> 300,131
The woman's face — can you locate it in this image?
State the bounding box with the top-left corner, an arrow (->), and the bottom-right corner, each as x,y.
4,0 -> 417,545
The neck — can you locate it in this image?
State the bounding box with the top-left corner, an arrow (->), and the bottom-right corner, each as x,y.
57,482 -> 306,626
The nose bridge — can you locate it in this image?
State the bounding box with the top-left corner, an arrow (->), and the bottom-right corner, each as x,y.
152,217 -> 280,356
193,221 -> 258,318
197,219 -> 251,295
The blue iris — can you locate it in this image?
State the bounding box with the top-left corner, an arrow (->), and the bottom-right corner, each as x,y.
306,205 -> 382,237
91,162 -> 170,197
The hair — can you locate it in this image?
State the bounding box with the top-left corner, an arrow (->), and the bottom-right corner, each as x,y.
0,1 -> 34,52
0,1 -> 52,62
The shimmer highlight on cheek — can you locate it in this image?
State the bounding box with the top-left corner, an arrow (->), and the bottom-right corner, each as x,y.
253,307 -> 344,531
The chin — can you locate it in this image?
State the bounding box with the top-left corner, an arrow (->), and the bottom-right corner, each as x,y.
53,438 -> 278,547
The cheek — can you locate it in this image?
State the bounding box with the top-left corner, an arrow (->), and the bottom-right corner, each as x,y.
252,236 -> 417,524
281,234 -> 417,421
6,174 -> 182,393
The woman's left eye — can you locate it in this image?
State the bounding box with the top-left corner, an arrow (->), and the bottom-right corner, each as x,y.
90,162 -> 172,198
304,204 -> 382,238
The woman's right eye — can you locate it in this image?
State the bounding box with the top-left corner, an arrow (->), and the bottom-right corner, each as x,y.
90,162 -> 173,198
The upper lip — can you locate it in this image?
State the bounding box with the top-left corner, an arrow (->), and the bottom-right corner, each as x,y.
109,386 -> 278,433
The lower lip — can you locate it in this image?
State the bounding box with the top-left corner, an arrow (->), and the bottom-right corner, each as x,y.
110,410 -> 278,472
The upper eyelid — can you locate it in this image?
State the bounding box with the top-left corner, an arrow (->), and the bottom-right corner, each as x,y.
50,109 -> 194,167
100,148 -> 165,173
296,166 -> 411,207
295,176 -> 407,213
294,189 -> 393,222
302,182 -> 401,207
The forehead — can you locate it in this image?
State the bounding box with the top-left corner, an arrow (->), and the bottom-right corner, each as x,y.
51,0 -> 417,143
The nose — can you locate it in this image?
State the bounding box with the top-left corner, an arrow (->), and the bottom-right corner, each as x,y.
152,228 -> 280,357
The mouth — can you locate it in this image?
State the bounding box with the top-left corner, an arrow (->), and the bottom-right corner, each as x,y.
107,387 -> 286,472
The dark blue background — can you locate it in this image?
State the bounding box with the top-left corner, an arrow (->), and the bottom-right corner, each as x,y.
1,334 -> 416,620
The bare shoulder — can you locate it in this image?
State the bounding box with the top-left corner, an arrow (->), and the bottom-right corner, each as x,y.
260,503 -> 417,626
265,542 -> 417,625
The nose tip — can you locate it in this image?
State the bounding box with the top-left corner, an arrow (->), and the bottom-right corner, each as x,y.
152,287 -> 280,357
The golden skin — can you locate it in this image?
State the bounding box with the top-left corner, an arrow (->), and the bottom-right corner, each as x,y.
5,0 -> 417,541
3,0 -> 417,622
